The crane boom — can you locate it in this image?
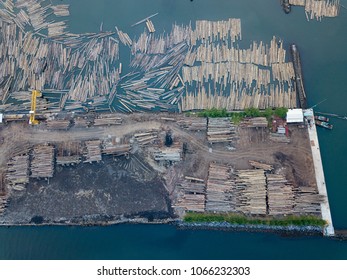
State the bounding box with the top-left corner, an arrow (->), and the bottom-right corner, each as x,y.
29,90 -> 42,125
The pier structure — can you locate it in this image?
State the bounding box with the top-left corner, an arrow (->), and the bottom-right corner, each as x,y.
305,109 -> 334,236
291,44 -> 307,109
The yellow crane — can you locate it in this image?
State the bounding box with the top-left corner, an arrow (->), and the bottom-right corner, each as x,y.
29,90 -> 42,125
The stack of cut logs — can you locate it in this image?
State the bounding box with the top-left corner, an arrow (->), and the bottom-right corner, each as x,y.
266,174 -> 295,216
73,117 -> 92,128
235,169 -> 267,215
102,141 -> 131,156
205,163 -> 234,212
45,119 -> 71,130
84,140 -> 102,163
207,118 -> 236,143
93,114 -> 123,126
249,160 -> 273,171
6,154 -> 30,190
30,145 -> 55,178
177,117 -> 207,131
240,117 -> 268,128
154,147 -> 181,162
293,186 -> 323,215
134,130 -> 159,146
0,174 -> 7,214
173,177 -> 206,212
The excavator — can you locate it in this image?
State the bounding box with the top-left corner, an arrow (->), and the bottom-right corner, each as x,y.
29,90 -> 42,125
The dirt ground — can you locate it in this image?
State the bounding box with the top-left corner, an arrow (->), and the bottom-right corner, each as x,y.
0,113 -> 317,224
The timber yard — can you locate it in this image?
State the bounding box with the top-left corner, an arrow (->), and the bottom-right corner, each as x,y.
0,0 -> 339,236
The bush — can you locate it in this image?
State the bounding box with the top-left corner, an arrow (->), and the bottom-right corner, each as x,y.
183,212 -> 327,227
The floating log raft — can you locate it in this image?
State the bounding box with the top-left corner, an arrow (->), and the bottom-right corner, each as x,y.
207,118 -> 236,143
267,174 -> 295,216
6,154 -> 30,189
30,145 -> 55,178
234,169 -> 267,215
145,19 -> 155,33
205,163 -> 234,212
84,140 -> 102,163
51,4 -> 70,17
93,114 -> 123,126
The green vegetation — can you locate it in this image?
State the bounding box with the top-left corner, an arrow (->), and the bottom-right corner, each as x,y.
195,107 -> 288,123
183,212 -> 327,227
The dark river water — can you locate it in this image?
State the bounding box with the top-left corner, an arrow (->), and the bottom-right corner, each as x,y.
0,0 -> 347,259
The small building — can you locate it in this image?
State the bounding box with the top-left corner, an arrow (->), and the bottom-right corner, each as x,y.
286,109 -> 304,123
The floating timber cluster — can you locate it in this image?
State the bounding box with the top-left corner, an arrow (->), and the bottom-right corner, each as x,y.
0,0 -> 303,115
174,161 -> 323,217
286,0 -> 340,20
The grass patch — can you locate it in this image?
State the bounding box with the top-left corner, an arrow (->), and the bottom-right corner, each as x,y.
183,212 -> 327,227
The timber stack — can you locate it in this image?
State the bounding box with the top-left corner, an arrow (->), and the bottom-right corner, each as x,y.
30,145 -> 55,178
6,154 -> 30,190
207,118 -> 236,143
205,163 -> 234,212
84,140 -> 102,163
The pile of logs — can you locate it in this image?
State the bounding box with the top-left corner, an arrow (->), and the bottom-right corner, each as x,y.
93,114 -> 123,126
177,117 -> 207,131
249,160 -> 273,171
207,118 -> 236,143
102,141 -> 131,156
267,174 -> 295,216
73,117 -> 92,128
45,119 -> 71,130
293,186 -> 323,215
154,147 -> 181,162
0,174 -> 7,214
240,117 -> 268,128
173,177 -> 206,212
84,140 -> 102,163
6,154 -> 30,190
30,145 -> 55,178
235,169 -> 267,215
134,130 -> 159,146
205,163 -> 234,212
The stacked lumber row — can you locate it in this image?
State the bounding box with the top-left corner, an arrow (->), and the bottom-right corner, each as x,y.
234,169 -> 267,215
266,174 -> 295,216
102,142 -> 131,156
93,114 -> 123,126
30,145 -> 55,178
240,117 -> 268,128
84,140 -> 102,163
73,117 -> 92,128
0,174 -> 7,213
173,178 -> 206,212
293,186 -> 323,215
134,130 -> 159,146
56,155 -> 81,166
6,154 -> 30,188
205,163 -> 234,212
153,147 -> 181,162
207,118 -> 236,143
45,119 -> 71,130
248,160 -> 273,171
177,117 -> 207,131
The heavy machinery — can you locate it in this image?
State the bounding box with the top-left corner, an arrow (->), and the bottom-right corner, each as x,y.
29,90 -> 42,125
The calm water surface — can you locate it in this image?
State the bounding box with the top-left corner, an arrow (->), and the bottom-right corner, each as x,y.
0,0 -> 347,259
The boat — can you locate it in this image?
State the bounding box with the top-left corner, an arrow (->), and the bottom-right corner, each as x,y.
315,115 -> 329,122
315,120 -> 333,130
281,0 -> 291,14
